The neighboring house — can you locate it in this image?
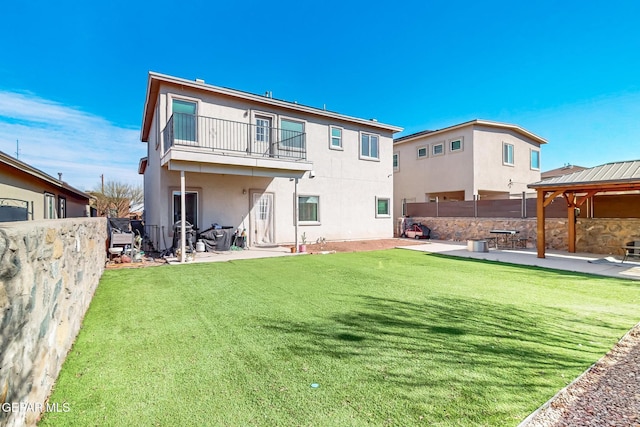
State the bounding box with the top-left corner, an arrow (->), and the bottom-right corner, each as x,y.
541,164 -> 588,180
392,120 -> 547,216
139,72 -> 402,251
0,150 -> 90,221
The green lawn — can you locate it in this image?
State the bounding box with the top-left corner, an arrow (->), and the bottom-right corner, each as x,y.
41,249 -> 640,426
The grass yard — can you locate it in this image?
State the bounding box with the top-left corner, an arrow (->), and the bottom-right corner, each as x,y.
41,249 -> 640,426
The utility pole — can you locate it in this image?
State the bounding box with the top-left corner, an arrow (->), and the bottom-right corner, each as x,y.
15,140 -> 20,160
101,174 -> 104,193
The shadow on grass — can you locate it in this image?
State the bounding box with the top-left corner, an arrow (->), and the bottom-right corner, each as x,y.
259,293 -> 619,413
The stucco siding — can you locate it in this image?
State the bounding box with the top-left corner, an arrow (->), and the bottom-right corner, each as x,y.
143,78 -> 396,249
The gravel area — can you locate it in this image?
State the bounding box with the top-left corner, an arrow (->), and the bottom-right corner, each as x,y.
521,323 -> 640,427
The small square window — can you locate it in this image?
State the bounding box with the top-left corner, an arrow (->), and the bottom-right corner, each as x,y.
417,146 -> 428,158
503,143 -> 514,165
330,126 -> 343,149
393,153 -> 399,172
376,197 -> 390,217
450,138 -> 462,152
432,143 -> 444,156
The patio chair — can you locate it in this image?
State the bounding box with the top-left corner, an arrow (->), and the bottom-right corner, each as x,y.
622,241 -> 640,263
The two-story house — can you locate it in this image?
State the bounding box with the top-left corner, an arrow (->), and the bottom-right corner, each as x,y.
139,72 -> 402,254
392,120 -> 547,216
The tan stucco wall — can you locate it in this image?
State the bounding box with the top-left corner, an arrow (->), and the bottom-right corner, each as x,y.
0,164 -> 89,220
0,218 -> 105,426
393,124 -> 542,219
142,86 -> 395,249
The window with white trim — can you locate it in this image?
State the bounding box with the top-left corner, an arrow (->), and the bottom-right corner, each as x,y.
280,118 -> 305,149
432,142 -> 444,156
449,138 -> 463,152
530,149 -> 540,170
329,126 -> 343,149
417,146 -> 428,158
44,193 -> 56,219
376,197 -> 390,217
393,152 -> 399,172
360,132 -> 379,160
172,99 -> 197,142
298,195 -> 319,223
503,143 -> 514,165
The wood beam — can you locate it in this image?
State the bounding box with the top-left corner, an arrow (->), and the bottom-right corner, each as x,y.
543,190 -> 564,207
536,189 -> 546,258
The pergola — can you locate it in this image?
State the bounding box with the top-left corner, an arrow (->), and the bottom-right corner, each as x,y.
528,160 -> 640,258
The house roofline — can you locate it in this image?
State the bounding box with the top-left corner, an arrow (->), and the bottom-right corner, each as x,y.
393,119 -> 547,145
140,71 -> 403,142
0,150 -> 90,199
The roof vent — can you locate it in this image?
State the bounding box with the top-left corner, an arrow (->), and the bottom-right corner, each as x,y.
195,78 -> 205,84
370,118 -> 378,122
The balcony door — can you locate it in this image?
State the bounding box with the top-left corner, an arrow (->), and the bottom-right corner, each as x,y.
250,191 -> 274,246
254,114 -> 274,157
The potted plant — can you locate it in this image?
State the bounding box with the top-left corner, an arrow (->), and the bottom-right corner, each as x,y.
299,232 -> 307,253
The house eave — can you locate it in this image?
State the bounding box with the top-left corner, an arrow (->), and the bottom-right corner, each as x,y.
141,71 -> 403,142
394,119 -> 547,146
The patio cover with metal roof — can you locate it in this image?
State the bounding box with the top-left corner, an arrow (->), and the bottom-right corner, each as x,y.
528,160 -> 640,258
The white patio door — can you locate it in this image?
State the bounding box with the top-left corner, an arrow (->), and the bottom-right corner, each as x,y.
251,192 -> 275,246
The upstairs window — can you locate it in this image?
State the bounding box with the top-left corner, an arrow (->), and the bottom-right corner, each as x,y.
280,118 -> 305,149
450,138 -> 462,152
330,126 -> 343,149
503,143 -> 514,165
393,153 -> 399,172
360,133 -> 379,160
530,149 -> 540,170
172,99 -> 197,142
417,146 -> 428,158
432,142 -> 444,156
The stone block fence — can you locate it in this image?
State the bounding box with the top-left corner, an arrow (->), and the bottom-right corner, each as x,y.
399,217 -> 640,256
0,218 -> 106,427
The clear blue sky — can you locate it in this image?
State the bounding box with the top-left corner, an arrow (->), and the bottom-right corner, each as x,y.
1,0 -> 640,191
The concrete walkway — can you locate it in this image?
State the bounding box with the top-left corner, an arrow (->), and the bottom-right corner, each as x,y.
165,239 -> 640,281
165,245 -> 296,265
399,240 -> 640,281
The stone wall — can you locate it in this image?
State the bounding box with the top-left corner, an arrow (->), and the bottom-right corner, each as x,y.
0,218 -> 106,427
401,217 -> 640,255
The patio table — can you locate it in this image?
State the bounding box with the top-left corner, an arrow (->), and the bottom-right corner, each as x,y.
489,229 -> 519,249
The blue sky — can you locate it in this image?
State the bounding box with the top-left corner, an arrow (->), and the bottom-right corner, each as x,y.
1,0 -> 639,191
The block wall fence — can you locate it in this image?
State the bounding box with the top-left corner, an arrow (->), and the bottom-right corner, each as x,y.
398,217 -> 640,256
0,218 -> 106,427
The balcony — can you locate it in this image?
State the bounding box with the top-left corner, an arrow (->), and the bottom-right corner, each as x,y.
161,113 -> 311,177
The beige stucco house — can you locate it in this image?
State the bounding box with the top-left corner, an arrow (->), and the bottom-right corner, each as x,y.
392,120 -> 547,216
139,72 -> 402,254
0,150 -> 90,221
